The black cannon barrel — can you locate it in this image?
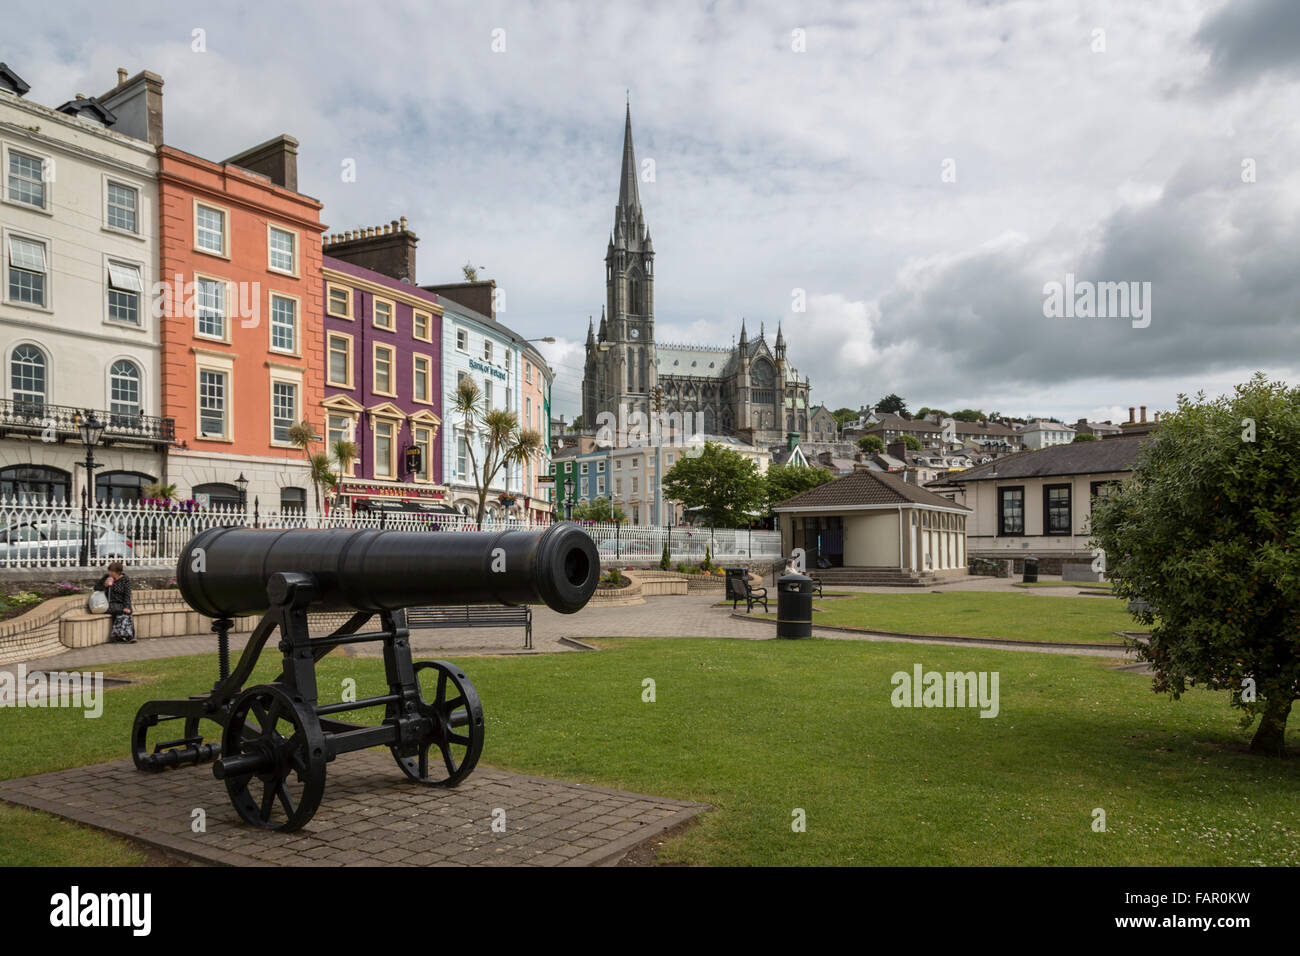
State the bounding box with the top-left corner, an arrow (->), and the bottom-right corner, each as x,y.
176,522 -> 599,618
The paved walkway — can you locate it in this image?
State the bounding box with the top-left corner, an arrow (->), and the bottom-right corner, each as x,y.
15,585 -> 1138,671
0,752 -> 708,867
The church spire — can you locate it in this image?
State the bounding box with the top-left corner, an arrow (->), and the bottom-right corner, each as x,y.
616,99 -> 641,226
775,321 -> 786,360
586,316 -> 596,348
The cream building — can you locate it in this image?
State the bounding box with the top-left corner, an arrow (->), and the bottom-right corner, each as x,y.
0,66 -> 169,504
774,467 -> 969,572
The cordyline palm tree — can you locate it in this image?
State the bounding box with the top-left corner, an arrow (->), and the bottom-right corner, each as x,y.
287,421 -> 329,515
452,376 -> 543,526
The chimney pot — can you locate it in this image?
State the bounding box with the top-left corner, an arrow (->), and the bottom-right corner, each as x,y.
400,216 -> 408,231
75,93 -> 85,100
391,219 -> 399,232
1128,406 -> 1135,423
116,68 -> 127,85
1140,405 -> 1147,422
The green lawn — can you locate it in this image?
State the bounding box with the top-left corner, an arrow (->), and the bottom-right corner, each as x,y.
3,638 -> 1298,866
762,591 -> 1135,644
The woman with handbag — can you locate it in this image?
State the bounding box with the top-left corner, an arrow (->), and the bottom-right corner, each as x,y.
104,561 -> 135,644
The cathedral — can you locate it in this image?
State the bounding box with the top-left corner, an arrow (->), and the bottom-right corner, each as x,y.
582,105 -> 812,448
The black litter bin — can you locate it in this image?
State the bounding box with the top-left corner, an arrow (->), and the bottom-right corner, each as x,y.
776,572 -> 815,639
1022,556 -> 1039,583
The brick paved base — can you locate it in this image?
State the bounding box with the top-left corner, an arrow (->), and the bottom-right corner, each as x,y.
0,752 -> 708,867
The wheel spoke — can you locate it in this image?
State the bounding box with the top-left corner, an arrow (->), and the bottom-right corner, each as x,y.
276,782 -> 296,818
438,739 -> 459,776
251,701 -> 270,728
435,671 -> 448,709
259,781 -> 277,821
444,696 -> 466,713
449,731 -> 470,747
418,744 -> 429,779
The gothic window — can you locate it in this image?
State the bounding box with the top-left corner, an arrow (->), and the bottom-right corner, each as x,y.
787,414 -> 795,432
703,407 -> 715,434
629,271 -> 642,315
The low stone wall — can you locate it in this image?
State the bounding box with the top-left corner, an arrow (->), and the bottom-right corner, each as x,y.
971,553 -> 1094,576
0,566 -> 177,592
0,589 -> 261,665
0,595 -> 81,665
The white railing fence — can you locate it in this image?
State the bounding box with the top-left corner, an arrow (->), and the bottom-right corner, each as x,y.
0,496 -> 782,571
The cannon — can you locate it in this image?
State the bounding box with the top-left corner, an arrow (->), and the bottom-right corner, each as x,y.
130,523 -> 599,831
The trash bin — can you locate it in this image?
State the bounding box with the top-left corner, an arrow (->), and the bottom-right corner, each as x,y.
776,572 -> 815,639
1022,556 -> 1039,583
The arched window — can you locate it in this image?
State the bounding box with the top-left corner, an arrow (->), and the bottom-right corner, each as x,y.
628,271 -> 642,314
96,470 -> 155,503
11,344 -> 46,417
1,464 -> 70,503
787,414 -> 795,432
109,359 -> 142,425
193,482 -> 241,510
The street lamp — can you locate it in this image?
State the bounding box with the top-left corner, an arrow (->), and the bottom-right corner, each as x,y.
78,411 -> 106,567
236,473 -> 249,513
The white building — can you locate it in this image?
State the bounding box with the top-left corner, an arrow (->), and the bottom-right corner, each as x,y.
0,65 -> 169,504
609,434 -> 769,526
1019,419 -> 1076,450
436,296 -> 529,520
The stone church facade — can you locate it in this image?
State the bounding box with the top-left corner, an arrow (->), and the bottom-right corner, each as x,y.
582,106 -> 811,448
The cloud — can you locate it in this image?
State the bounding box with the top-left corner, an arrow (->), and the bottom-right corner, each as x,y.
1194,0 -> 1300,91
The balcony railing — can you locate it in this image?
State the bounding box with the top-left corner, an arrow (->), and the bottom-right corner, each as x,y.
0,400 -> 175,446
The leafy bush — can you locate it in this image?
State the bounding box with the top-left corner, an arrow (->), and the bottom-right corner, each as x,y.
8,591 -> 42,606
660,542 -> 671,571
701,546 -> 713,572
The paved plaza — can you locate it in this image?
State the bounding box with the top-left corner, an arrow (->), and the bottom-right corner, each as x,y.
0,752 -> 708,867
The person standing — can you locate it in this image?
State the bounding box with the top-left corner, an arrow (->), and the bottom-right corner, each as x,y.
104,561 -> 135,644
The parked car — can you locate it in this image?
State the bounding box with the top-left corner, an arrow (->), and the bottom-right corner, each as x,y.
0,519 -> 133,567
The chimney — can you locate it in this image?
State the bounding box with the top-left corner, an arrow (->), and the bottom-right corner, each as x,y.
886,441 -> 907,461
421,279 -> 498,321
1139,405 -> 1147,423
224,134 -> 300,191
97,69 -> 163,145
324,219 -> 420,283
1128,407 -> 1135,424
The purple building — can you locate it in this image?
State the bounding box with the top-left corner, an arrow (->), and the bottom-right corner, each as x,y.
321,249 -> 451,516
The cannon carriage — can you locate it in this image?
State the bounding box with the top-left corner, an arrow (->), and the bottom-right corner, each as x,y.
130,522 -> 599,832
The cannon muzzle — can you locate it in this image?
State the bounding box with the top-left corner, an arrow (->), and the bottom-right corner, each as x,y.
176,522 -> 599,618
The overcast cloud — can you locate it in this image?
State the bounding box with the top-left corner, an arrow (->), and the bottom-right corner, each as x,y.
13,0 -> 1299,422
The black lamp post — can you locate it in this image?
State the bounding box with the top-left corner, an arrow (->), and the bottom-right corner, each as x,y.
78,412 -> 106,567
565,483 -> 575,521
236,473 -> 249,514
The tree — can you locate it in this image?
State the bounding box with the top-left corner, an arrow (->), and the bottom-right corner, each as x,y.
877,394 -> 908,417
450,376 -> 544,525
901,434 -> 923,452
1072,432 -> 1099,443
1090,374 -> 1300,756
831,407 -> 857,427
462,262 -> 484,282
764,463 -> 833,516
572,497 -> 627,523
858,434 -> 885,453
569,415 -> 583,433
288,421 -> 328,514
951,409 -> 985,423
661,441 -> 766,527
142,482 -> 177,502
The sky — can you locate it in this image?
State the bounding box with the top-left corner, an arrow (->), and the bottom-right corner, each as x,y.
13,0 -> 1300,424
